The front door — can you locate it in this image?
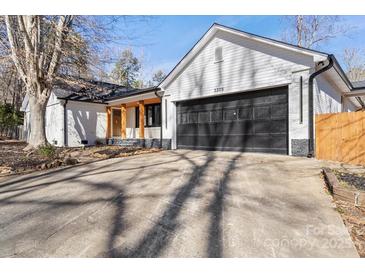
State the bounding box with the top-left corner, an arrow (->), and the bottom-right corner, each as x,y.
112,109 -> 121,137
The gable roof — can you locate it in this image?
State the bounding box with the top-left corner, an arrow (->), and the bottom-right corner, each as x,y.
159,23 -> 329,88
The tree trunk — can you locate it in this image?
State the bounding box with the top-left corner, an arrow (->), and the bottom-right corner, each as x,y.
26,95 -> 47,149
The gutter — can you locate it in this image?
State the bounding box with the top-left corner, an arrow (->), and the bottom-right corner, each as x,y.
307,55 -> 334,157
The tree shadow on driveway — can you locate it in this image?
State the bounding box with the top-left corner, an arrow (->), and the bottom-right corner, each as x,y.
105,151 -> 216,257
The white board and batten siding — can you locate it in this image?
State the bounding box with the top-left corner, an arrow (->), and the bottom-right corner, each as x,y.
161,29 -> 321,154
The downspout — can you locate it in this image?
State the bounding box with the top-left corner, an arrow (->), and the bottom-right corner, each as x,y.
63,99 -> 68,147
307,55 -> 334,157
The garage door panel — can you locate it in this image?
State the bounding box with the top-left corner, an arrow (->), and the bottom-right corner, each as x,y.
254,120 -> 273,134
177,86 -> 288,154
222,121 -> 255,135
196,123 -> 222,135
271,135 -> 288,149
177,124 -> 199,135
254,106 -> 271,119
270,119 -> 287,133
271,104 -> 287,118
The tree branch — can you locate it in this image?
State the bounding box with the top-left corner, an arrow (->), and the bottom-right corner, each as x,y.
4,16 -> 28,86
47,15 -> 74,79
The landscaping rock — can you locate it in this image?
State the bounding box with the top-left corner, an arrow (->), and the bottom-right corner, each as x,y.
0,142 -> 160,177
52,159 -> 63,167
0,166 -> 12,174
64,157 -> 79,165
69,151 -> 82,158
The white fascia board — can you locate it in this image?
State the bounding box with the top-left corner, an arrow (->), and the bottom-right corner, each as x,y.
215,25 -> 328,61
343,89 -> 365,97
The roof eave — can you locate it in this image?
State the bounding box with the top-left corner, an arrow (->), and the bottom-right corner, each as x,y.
104,87 -> 160,102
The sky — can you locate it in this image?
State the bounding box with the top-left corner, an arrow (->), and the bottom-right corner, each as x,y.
108,15 -> 365,81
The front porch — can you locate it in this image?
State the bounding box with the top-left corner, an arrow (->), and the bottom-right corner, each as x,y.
105,93 -> 170,149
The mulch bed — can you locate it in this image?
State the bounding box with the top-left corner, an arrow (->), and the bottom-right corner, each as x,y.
0,141 -> 50,173
323,168 -> 365,257
0,140 -> 160,176
333,200 -> 365,257
333,170 -> 365,191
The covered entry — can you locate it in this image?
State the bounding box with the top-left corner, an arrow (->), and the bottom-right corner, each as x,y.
176,86 -> 288,154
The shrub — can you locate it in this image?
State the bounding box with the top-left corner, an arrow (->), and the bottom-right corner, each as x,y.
95,138 -> 105,146
38,144 -> 56,158
0,103 -> 23,128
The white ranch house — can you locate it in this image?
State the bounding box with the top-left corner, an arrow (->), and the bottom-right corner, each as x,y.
21,23 -> 365,156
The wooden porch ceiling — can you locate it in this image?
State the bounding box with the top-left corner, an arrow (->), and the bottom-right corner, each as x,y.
109,97 -> 160,108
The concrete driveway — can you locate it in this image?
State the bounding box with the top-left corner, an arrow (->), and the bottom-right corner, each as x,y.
0,150 -> 358,257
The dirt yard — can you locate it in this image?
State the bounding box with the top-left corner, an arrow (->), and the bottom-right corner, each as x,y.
0,140 -> 160,176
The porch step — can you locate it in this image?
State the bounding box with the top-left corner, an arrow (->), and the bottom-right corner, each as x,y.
108,139 -> 140,147
107,138 -> 171,149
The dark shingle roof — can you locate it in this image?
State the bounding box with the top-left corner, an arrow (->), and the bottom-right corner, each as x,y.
53,77 -> 158,103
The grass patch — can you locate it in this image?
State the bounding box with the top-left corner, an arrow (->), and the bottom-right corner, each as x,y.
37,144 -> 56,159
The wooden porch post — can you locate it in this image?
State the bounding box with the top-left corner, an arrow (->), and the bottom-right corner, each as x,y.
121,104 -> 127,139
106,106 -> 111,139
138,100 -> 145,139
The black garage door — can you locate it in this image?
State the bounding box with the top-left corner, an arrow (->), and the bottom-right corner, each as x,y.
176,86 -> 288,154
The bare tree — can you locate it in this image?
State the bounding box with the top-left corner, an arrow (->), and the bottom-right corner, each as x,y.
1,16 -> 154,148
0,60 -> 25,108
282,16 -> 352,49
3,16 -> 75,148
1,16 -> 132,148
151,69 -> 166,85
342,47 -> 365,82
110,48 -> 142,88
145,69 -> 166,87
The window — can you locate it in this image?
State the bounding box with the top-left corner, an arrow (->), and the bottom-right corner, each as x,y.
238,107 -> 252,120
211,110 -> 222,122
215,46 -> 223,62
198,111 -> 210,123
188,112 -> 198,123
223,108 -> 237,121
178,113 -> 188,124
254,106 -> 270,119
136,103 -> 161,127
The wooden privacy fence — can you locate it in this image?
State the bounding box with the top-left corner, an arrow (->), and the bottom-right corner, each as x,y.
0,125 -> 24,140
315,112 -> 365,166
